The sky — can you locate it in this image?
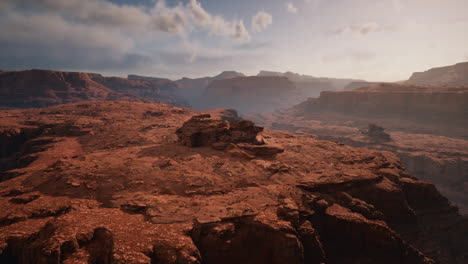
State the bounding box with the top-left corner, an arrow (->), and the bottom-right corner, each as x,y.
0,0 -> 467,81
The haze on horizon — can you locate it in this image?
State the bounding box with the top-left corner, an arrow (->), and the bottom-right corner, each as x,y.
0,0 -> 467,82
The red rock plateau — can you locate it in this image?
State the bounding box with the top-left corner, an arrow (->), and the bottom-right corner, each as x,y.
0,70 -> 188,109
406,61 -> 468,86
1,101 -> 467,263
202,76 -> 302,113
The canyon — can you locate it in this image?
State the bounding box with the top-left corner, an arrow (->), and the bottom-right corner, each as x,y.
0,101 -> 467,264
249,82 -> 468,214
0,62 -> 467,263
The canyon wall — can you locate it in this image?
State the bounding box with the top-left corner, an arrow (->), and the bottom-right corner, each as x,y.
302,83 -> 468,126
89,74 -> 188,107
0,70 -> 188,109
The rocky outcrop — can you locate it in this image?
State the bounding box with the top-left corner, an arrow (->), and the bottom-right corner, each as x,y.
176,114 -> 282,158
0,101 -> 467,263
407,61 -> 468,86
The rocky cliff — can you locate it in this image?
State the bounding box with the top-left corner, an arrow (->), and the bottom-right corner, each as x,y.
174,71 -> 245,107
0,70 -> 188,109
0,101 -> 467,263
202,76 -> 301,113
407,61 -> 468,85
89,74 -> 188,107
301,83 -> 468,128
0,70 -> 136,108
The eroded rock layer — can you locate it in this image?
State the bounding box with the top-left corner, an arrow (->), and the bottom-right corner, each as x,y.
301,83 -> 468,126
0,70 -> 187,109
0,101 -> 467,264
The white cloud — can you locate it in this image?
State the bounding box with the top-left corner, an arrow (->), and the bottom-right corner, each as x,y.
286,2 -> 298,14
1,0 -> 250,40
333,22 -> 380,35
187,0 -> 250,40
0,0 -> 260,72
251,11 -> 273,33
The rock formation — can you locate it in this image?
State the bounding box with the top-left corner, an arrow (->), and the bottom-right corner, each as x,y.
300,83 -> 468,130
173,71 -> 245,107
0,70 -> 137,109
0,70 -> 188,109
406,61 -> 468,86
0,101 -> 467,263
176,114 -> 282,158
360,123 -> 392,142
89,74 -> 188,107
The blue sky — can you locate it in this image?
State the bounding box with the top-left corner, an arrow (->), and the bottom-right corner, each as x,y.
0,0 -> 467,81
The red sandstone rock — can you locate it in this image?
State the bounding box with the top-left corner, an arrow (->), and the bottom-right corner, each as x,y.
0,101 -> 467,264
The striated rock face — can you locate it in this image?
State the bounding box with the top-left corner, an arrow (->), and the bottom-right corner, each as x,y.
407,61 -> 468,86
202,76 -> 302,113
0,70 -> 136,108
301,83 -> 468,128
0,101 -> 467,264
0,70 -> 188,109
89,74 -> 189,107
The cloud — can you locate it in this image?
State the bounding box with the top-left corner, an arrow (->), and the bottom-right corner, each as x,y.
0,0 -> 259,73
0,12 -> 151,71
251,11 -> 273,33
286,2 -> 298,14
1,0 -> 250,40
332,22 -> 380,35
187,0 -> 250,40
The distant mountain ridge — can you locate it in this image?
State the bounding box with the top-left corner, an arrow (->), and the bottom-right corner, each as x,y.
0,69 -> 188,109
201,76 -> 302,113
258,70 -> 364,97
172,71 -> 245,107
406,61 -> 468,85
